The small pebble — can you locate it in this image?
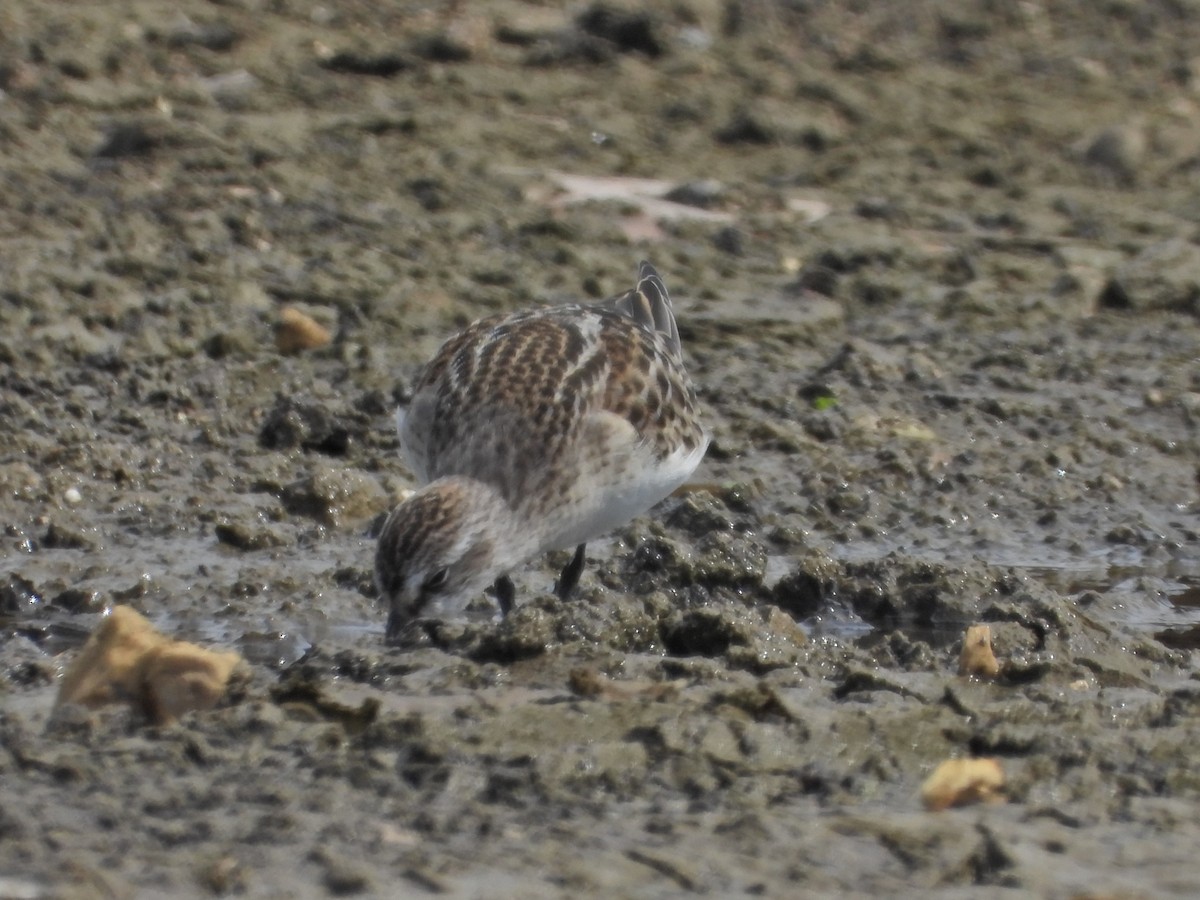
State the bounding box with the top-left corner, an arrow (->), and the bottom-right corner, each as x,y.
63,487 -> 83,505
921,758 -> 1005,811
958,624 -> 1001,679
276,307 -> 333,354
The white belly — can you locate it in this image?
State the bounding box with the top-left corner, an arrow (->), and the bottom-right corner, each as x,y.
539,423 -> 709,552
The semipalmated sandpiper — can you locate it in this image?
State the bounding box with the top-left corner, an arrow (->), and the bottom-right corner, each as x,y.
376,262 -> 708,641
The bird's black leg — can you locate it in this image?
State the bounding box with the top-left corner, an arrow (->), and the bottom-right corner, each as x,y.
492,575 -> 515,617
555,543 -> 587,600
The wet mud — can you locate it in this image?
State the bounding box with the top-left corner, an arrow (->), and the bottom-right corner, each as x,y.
2,1 -> 1200,897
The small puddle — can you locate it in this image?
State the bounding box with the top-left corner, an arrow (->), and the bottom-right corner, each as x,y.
768,540 -> 1200,645
13,522 -> 1198,657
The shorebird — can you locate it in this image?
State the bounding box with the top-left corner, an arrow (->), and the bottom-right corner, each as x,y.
375,262 -> 708,641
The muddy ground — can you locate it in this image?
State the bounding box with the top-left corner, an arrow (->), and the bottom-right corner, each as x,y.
3,1 -> 1200,897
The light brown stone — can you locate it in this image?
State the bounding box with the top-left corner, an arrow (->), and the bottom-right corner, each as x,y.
920,758 -> 1005,811
275,305 -> 332,353
958,623 -> 1001,679
55,605 -> 244,725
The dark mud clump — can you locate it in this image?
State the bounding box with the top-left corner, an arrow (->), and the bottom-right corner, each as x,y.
3,1 -> 1200,896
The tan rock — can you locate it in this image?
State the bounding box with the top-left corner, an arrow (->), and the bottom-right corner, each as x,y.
920,757 -> 1005,811
275,305 -> 333,353
55,605 -> 245,725
54,606 -> 168,711
958,623 -> 1001,679
140,641 -> 244,725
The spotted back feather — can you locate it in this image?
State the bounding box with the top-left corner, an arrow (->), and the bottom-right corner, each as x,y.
605,261 -> 681,357
400,263 -> 705,505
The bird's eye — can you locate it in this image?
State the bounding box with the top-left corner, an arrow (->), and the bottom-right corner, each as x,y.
423,568 -> 449,592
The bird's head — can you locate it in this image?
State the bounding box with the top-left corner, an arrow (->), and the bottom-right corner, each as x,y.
374,477 -> 510,642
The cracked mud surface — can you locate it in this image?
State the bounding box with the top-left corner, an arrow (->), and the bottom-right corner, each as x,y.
2,1 -> 1200,897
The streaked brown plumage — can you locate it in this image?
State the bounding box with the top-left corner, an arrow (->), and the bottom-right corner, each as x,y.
376,262 -> 708,641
